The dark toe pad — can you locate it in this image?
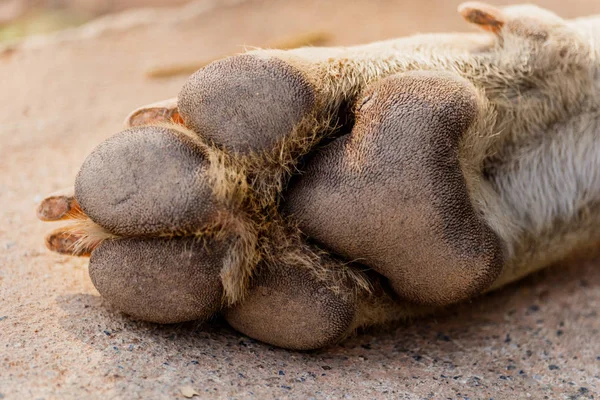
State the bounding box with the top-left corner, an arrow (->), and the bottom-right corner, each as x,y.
178,54 -> 315,154
89,236 -> 226,324
75,126 -> 217,236
225,259 -> 356,350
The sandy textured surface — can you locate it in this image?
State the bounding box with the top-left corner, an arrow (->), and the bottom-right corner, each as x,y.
1,0 -> 600,398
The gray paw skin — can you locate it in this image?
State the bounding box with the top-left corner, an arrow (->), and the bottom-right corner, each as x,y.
69,66 -> 500,347
284,72 -> 504,306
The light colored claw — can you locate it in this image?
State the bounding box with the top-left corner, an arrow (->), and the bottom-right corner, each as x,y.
44,219 -> 115,257
36,187 -> 82,221
124,97 -> 182,127
38,187 -> 115,256
44,227 -> 91,257
458,2 -> 505,34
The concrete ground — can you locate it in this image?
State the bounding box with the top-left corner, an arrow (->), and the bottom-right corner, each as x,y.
1,0 -> 600,398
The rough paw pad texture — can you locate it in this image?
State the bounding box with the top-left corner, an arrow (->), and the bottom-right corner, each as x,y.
178,54 -> 315,154
225,262 -> 356,350
285,71 -> 504,306
75,126 -> 217,236
89,237 -> 226,324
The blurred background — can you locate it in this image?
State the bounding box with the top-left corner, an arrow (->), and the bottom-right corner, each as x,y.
2,0 -> 599,44
2,0 -> 598,82
0,0 -> 191,41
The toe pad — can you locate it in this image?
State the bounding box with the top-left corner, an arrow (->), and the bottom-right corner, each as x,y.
89,237 -> 226,324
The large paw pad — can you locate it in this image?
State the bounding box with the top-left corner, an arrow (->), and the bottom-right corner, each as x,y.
285,72 -> 504,306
